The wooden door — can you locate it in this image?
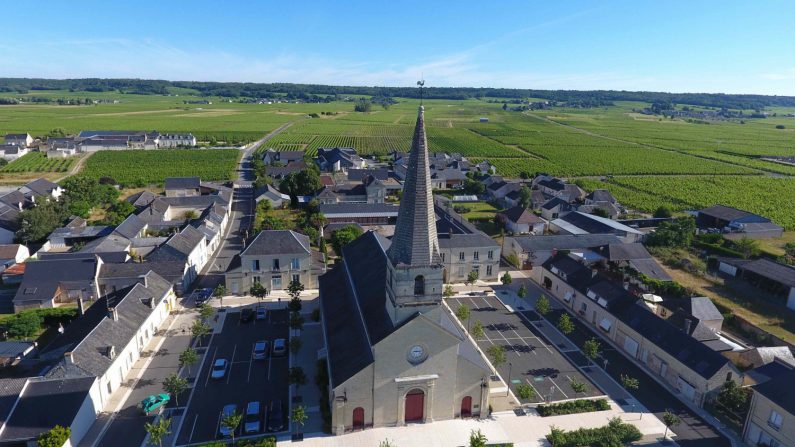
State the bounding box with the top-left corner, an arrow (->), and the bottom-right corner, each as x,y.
461,396 -> 472,418
352,407 -> 364,430
405,389 -> 425,422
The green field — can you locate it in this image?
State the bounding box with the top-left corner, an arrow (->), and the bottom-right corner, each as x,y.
80,149 -> 241,186
0,152 -> 76,173
1,89 -> 794,227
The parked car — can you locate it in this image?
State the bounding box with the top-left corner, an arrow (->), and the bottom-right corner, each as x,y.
267,400 -> 284,432
272,338 -> 287,357
190,289 -> 207,306
241,308 -> 254,323
138,393 -> 170,415
211,358 -> 228,380
256,306 -> 267,320
219,404 -> 238,438
253,340 -> 270,360
244,401 -> 262,434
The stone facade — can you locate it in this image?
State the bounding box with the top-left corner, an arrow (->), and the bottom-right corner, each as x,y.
744,389 -> 795,447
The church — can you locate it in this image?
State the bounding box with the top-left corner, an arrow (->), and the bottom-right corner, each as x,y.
319,105 -> 493,435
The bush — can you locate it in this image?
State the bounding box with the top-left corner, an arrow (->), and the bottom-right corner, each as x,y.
537,398 -> 610,416
546,417 -> 641,447
5,312 -> 43,339
516,383 -> 537,400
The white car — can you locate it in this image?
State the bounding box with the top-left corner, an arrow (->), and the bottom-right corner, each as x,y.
256,307 -> 267,320
211,358 -> 228,380
272,338 -> 287,357
244,401 -> 261,434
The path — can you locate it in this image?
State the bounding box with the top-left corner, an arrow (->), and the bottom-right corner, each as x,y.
55,151 -> 94,181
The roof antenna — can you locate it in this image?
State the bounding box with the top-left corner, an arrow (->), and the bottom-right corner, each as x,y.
417,77 -> 425,106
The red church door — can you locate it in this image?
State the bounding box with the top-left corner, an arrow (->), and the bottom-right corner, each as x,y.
461,396 -> 472,418
352,407 -> 364,430
405,389 -> 425,422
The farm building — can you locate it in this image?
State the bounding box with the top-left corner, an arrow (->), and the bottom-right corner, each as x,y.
550,211 -> 644,243
496,206 -> 546,234
696,205 -> 783,239
717,258 -> 795,310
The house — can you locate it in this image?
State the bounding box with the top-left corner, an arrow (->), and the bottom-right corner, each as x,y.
40,272 -> 175,409
541,254 -> 740,407
158,133 -> 197,147
1,262 -> 25,285
3,133 -> 33,147
319,203 -> 399,225
0,341 -> 35,367
696,205 -> 783,239
496,206 -> 546,235
430,168 -> 467,189
164,177 -> 201,197
0,144 -> 29,161
717,258 -> 795,310
266,160 -> 307,179
47,147 -> 78,158
585,189 -> 617,206
317,147 -> 366,172
254,184 -> 290,208
503,234 -> 622,281
593,243 -> 672,281
540,197 -> 572,220
550,211 -> 644,243
147,225 -> 208,287
262,149 -> 304,165
0,244 -> 29,270
486,180 -> 521,201
225,230 -> 323,294
13,257 -> 101,312
743,368 -> 795,447
0,376 -> 101,446
577,202 -> 621,219
20,178 -> 63,201
437,233 -> 500,282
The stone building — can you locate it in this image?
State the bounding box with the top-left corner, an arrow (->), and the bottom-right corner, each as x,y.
319,106 -> 492,434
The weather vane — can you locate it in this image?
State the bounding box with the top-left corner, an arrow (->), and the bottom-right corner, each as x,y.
417,78 -> 425,106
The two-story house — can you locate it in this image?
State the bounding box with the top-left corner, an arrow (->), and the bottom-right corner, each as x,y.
744,368 -> 795,447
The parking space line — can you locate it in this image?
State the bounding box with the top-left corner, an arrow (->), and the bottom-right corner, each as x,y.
247,344 -> 254,383
549,375 -> 568,399
267,356 -> 272,381
188,414 -> 198,443
204,347 -> 218,388
523,377 -> 542,401
226,344 -> 237,385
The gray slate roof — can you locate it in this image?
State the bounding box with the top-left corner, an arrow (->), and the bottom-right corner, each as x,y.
14,258 -> 98,306
438,233 -> 499,249
754,368 -> 795,416
164,177 -> 200,190
242,230 -> 310,256
511,234 -> 622,252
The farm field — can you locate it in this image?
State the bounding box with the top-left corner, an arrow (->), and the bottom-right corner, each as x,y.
0,152 -> 76,173
79,149 -> 241,186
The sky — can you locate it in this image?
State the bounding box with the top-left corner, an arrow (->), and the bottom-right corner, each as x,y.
2,0 -> 795,95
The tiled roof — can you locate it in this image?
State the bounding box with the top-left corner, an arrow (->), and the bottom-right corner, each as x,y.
241,230 -> 310,256
164,177 -> 201,190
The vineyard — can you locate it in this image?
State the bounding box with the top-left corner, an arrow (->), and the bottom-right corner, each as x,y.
0,152 -> 76,173
80,149 -> 240,186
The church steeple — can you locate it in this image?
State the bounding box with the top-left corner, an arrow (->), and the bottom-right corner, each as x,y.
387,105 -> 441,267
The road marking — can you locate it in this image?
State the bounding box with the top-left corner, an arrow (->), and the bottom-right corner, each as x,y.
523,378 -> 542,401
247,345 -> 254,383
227,344 -> 237,385
549,375 -> 568,399
216,411 -> 222,439
267,355 -> 272,381
188,414 -> 199,443
204,346 -> 219,388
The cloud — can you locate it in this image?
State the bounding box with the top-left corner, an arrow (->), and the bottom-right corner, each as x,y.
760,69 -> 795,81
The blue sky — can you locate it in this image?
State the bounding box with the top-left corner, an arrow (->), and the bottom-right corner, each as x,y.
2,0 -> 795,94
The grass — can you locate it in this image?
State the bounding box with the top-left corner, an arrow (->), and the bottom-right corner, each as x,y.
0,152 -> 77,173
756,231 -> 795,256
459,201 -> 502,221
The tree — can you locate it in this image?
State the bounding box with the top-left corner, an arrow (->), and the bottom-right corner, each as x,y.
645,217 -> 696,248
471,320 -> 485,340
213,284 -> 226,299
162,373 -> 188,406
221,410 -> 243,445
179,347 -> 198,375
569,378 -> 587,394
16,200 -> 69,244
144,417 -> 171,447
48,127 -> 66,138
463,178 -> 485,196
5,312 -> 42,339
557,313 -> 574,335
591,207 -> 610,218
443,284 -> 455,297
289,366 -> 307,389
289,311 -> 305,330
517,284 -> 527,298
455,304 -> 471,326
259,215 -> 289,231
197,303 -> 214,321
291,405 -> 308,430
486,345 -> 506,368
190,320 -> 211,346
469,429 -> 488,447
662,410 -> 680,440
620,374 -> 639,392
290,336 -> 302,354
717,380 -> 750,414
37,425 -> 71,447
518,186 -> 532,209
583,338 -> 601,360
466,270 -> 479,285
378,440 -> 396,447
501,272 -> 512,285
516,383 -> 537,400
250,282 -> 266,301
653,206 -> 673,218
354,99 -> 372,112
535,294 -> 550,316
182,210 -> 198,220
103,200 -> 137,225
287,279 -> 305,301
734,236 -> 760,259
331,224 -> 363,255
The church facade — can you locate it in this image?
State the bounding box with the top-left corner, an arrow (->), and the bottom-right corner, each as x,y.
319,106 -> 493,434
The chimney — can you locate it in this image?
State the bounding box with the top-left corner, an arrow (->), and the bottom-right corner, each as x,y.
683,318 -> 692,334
107,307 -> 118,321
64,351 -> 74,364
77,297 -> 85,316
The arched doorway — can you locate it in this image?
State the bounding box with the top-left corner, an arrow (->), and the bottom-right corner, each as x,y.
405,388 -> 425,423
352,407 -> 364,430
461,396 -> 472,418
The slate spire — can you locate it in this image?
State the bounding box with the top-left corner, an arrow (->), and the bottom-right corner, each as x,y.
387,106 -> 441,267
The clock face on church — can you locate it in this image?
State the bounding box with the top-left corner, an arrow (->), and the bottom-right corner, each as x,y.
407,344 -> 427,364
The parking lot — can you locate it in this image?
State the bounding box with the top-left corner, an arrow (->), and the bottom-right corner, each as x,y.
446,295 -> 602,404
176,307 -> 290,445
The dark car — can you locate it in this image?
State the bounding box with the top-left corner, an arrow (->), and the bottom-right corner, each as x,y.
267,400 -> 284,432
194,288 -> 212,306
241,308 -> 254,323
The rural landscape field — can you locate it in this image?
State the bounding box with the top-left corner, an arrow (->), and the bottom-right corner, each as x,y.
1,88 -> 793,227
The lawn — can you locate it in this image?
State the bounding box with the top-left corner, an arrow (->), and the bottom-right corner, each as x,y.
457,201 -> 502,221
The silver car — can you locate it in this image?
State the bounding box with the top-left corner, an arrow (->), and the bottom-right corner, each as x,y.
219,404 -> 238,438
211,358 -> 228,380
272,338 -> 286,357
244,401 -> 261,434
253,341 -> 269,360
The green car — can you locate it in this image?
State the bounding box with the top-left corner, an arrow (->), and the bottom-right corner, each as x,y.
139,393 -> 170,415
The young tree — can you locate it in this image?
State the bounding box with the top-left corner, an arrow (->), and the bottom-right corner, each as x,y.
662,410 -> 681,440
734,236 -> 760,259
501,272 -> 512,285
287,280 -> 305,302
535,294 -> 551,316
37,425 -> 71,447
331,225 -> 363,255
250,282 -> 266,302
583,338 -> 602,361
289,367 -> 307,389
443,284 -> 455,297
653,206 -> 673,218
144,417 -> 171,447
517,284 -> 527,298
557,313 -> 575,335
471,320 -> 485,340
289,311 -> 305,331
6,312 -> 43,339
289,336 -> 302,354
178,347 -> 198,375
486,345 -> 506,369
378,440 -> 396,447
466,270 -> 479,286
291,405 -> 308,430
620,374 -> 639,392
213,284 -> 226,299
190,320 -> 211,346
569,378 -> 587,394
162,373 -> 188,406
518,186 -> 532,209
455,304 -> 471,325
469,429 -> 488,447
717,380 -> 750,414
221,410 -> 243,445
197,303 -> 214,322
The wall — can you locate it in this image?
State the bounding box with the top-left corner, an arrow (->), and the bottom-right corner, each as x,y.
744,392 -> 795,447
439,245 -> 500,282
69,378 -> 103,447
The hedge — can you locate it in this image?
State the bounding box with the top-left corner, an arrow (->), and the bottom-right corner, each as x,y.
692,241 -> 744,258
537,398 -> 610,417
546,417 -> 642,447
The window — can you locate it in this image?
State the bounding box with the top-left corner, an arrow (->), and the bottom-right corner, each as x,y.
486,265 -> 492,276
290,258 -> 300,270
440,253 -> 445,262
459,252 -> 464,261
271,276 -> 282,289
414,276 -> 424,296
769,410 -> 783,431
579,302 -> 587,314
292,274 -> 300,283
726,372 -> 732,382
253,276 -> 261,284
458,266 -> 465,276
272,259 -> 280,271
473,251 -> 479,261
252,259 -> 260,271
487,250 -> 493,260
